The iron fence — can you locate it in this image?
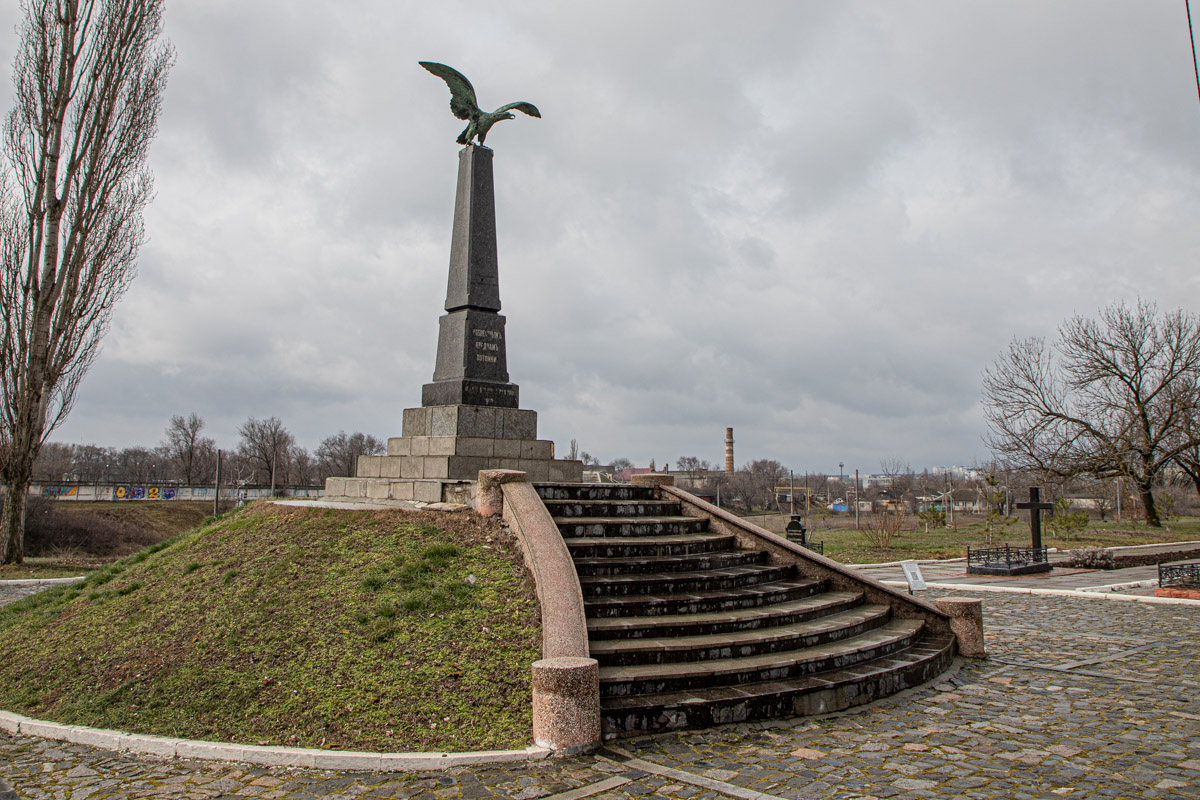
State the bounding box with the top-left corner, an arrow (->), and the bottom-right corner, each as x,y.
1159,560 -> 1200,587
967,544 -> 1049,568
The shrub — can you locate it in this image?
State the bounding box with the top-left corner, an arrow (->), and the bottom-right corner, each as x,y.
1067,546 -> 1114,570
863,506 -> 906,548
22,496 -> 158,556
1046,498 -> 1089,541
917,508 -> 945,533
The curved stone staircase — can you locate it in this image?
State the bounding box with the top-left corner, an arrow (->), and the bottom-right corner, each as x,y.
534,482 -> 956,738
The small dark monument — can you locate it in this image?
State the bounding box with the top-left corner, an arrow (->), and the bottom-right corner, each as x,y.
784,515 -> 823,555
967,487 -> 1052,576
322,63 -> 580,505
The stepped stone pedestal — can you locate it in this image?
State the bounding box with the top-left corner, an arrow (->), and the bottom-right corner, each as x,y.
323,144 -> 582,506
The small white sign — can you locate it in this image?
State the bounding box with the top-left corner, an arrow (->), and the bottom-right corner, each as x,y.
901,560 -> 927,591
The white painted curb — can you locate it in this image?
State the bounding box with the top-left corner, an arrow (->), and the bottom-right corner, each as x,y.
881,580 -> 1200,606
0,576 -> 85,587
1076,579 -> 1158,593
0,710 -> 551,770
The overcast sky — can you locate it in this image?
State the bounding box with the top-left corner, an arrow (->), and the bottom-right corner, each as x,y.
4,1 -> 1200,476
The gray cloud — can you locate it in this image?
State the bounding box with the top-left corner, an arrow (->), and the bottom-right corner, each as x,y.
2,1 -> 1198,476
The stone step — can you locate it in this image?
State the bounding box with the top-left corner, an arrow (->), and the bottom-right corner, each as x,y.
573,550 -> 768,577
554,516 -> 709,538
587,591 -> 865,641
600,634 -> 956,736
536,483 -> 657,502
564,533 -> 737,559
542,499 -> 683,518
588,604 -> 892,666
578,564 -> 795,598
584,577 -> 825,619
598,618 -> 926,698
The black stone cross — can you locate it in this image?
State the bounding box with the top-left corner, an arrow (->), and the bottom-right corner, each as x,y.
1016,487 -> 1054,550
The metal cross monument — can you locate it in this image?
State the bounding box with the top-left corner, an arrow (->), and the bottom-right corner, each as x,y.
1016,487 -> 1054,551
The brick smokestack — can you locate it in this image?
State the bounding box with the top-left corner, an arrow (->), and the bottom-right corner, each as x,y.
725,427 -> 734,475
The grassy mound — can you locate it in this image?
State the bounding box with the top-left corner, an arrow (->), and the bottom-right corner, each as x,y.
0,502 -> 541,752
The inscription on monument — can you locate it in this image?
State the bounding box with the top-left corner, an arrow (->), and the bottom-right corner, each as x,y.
474,327 -> 501,362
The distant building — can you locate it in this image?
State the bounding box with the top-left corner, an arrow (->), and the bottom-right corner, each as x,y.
929,465 -> 982,482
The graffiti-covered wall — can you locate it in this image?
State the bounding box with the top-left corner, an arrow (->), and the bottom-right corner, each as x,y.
25,484 -> 324,501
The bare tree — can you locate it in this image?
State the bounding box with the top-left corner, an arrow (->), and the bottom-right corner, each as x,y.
111,445 -> 164,483
287,445 -> 316,487
161,413 -> 214,484
609,457 -> 634,473
31,440 -> 73,480
676,456 -> 713,480
0,0 -> 173,563
983,301 -> 1200,527
1172,441 -> 1200,499
729,459 -> 787,512
237,416 -> 294,487
879,456 -> 914,494
315,430 -> 384,479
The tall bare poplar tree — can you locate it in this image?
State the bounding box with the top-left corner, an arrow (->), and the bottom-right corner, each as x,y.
0,0 -> 172,563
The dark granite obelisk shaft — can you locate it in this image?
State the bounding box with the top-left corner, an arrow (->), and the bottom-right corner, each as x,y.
422,145 -> 520,408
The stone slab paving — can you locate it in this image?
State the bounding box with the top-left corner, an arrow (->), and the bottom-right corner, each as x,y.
3,590 -> 1199,799
853,559 -> 1166,591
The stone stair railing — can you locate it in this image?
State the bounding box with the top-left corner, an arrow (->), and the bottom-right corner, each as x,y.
476,469 -> 599,755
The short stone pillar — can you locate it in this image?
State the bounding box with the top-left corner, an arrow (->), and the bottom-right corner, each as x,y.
477,469 -> 527,517
631,473 -> 674,487
934,596 -> 986,658
531,656 -> 600,754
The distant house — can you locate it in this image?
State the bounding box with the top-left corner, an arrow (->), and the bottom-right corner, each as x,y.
614,467 -> 655,483
907,488 -> 982,513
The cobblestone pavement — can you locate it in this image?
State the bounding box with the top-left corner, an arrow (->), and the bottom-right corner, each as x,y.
3,590 -> 1199,799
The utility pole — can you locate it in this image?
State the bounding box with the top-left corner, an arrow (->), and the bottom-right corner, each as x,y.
213,449 -> 222,516
789,470 -> 795,515
805,473 -> 810,514
855,468 -> 860,529
270,451 -> 277,497
947,473 -> 955,528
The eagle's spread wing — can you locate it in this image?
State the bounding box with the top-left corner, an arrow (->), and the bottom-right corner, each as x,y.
419,61 -> 478,120
496,101 -> 541,118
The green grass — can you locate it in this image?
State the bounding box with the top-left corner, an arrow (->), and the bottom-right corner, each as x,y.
0,502 -> 540,752
750,512 -> 1200,563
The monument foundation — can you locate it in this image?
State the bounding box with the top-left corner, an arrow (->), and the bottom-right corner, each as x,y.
325,144 -> 582,506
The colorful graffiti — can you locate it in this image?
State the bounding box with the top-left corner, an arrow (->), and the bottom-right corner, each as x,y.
114,486 -> 176,500
41,485 -> 78,497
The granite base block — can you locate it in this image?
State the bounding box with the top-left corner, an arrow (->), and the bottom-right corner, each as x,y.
401,406 -> 538,440
934,596 -> 986,657
549,460 -> 585,482
321,478 -> 473,505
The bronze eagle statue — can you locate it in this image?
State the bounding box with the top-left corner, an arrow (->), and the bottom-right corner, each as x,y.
419,61 -> 541,146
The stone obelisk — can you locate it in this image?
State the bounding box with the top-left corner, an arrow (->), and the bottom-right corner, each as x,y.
323,145 -> 582,506
422,146 -> 519,408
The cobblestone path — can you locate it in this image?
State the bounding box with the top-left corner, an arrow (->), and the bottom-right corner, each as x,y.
3,591 -> 1198,799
